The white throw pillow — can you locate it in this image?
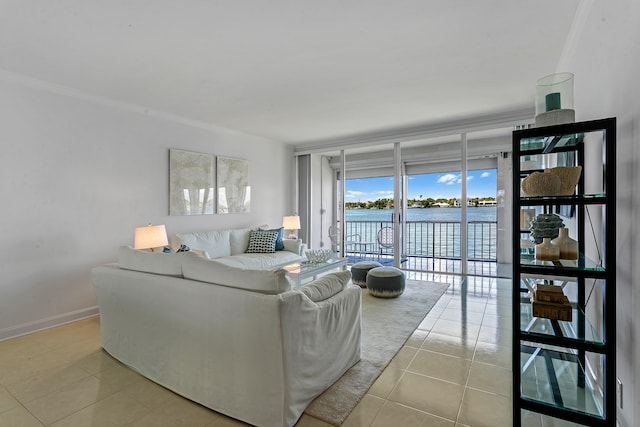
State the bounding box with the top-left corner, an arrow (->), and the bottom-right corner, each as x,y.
174,230 -> 231,259
299,271 -> 352,302
117,246 -> 184,277
181,252 -> 292,294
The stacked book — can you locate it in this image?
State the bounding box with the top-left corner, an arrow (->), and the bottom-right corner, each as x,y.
531,284 -> 572,321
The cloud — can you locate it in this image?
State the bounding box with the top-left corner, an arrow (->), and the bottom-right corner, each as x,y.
437,173 -> 458,184
457,176 -> 473,183
345,190 -> 366,199
481,172 -> 490,178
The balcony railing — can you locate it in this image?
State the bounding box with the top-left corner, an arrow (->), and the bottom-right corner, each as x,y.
342,220 -> 497,262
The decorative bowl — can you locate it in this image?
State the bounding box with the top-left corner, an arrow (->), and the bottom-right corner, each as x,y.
544,166 -> 582,195
305,249 -> 333,263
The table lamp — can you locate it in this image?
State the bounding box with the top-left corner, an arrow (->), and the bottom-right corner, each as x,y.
134,224 -> 169,252
282,215 -> 301,239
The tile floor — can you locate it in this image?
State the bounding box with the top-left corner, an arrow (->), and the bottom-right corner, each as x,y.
0,273 -> 576,426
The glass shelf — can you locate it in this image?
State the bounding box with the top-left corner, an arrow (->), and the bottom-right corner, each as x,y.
519,194 -> 608,205
520,133 -> 584,153
519,253 -> 604,273
520,300 -> 603,346
520,345 -> 604,420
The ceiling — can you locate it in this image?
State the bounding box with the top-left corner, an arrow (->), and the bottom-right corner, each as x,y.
0,1 -> 581,147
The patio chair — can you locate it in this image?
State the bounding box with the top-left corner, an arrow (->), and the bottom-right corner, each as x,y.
328,225 -> 374,261
377,227 -> 394,256
376,227 -> 407,265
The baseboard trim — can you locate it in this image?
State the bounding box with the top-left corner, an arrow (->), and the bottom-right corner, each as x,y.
0,306 -> 99,342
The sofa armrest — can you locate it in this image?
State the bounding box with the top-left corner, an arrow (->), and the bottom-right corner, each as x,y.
282,239 -> 306,256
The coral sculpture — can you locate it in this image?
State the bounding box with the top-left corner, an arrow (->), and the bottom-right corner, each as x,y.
522,172 -> 561,197
544,166 -> 582,195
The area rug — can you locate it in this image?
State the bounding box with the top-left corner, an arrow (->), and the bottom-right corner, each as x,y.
303,279 -> 450,425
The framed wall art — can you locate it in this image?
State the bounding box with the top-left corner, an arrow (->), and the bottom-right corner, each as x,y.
169,149 -> 215,215
217,156 -> 250,214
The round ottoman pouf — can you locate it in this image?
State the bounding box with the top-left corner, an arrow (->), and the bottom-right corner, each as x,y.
350,261 -> 383,287
366,266 -> 405,298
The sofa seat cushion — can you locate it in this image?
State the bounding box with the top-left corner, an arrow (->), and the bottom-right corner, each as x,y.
181,252 -> 292,294
214,251 -> 302,270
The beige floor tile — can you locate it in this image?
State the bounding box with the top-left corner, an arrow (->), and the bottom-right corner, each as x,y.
438,309 -> 485,326
49,390 -> 152,427
0,350 -> 71,386
387,346 -> 418,370
421,331 -> 476,360
207,415 -> 252,426
71,349 -> 120,374
294,414 -> 334,426
342,393 -> 385,427
466,362 -> 512,397
0,405 -> 45,427
5,363 -> 91,404
479,313 -> 504,328
121,377 -> 177,409
388,372 -> 464,421
368,366 -> 404,399
0,384 -> 20,414
431,319 -> 480,342
371,401 -> 454,427
405,329 -> 430,348
407,350 -> 471,385
127,395 -> 219,427
445,300 -> 487,314
24,375 -> 120,425
473,341 -> 511,369
95,363 -> 145,389
416,315 -> 438,331
477,324 -> 511,347
457,388 -> 512,427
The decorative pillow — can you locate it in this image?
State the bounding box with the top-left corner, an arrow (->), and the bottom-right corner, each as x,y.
246,230 -> 278,254
299,270 -> 352,302
259,227 -> 284,251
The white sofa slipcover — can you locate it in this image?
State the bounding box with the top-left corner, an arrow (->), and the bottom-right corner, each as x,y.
93,247 -> 361,427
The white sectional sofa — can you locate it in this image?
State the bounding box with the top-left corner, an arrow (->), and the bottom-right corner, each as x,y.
92,226 -> 362,427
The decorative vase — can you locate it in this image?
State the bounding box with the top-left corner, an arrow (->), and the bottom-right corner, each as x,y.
534,72 -> 575,127
535,238 -> 560,261
551,228 -> 579,260
529,213 -> 564,244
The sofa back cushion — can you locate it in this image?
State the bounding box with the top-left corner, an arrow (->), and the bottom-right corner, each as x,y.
174,230 -> 231,258
181,252 -> 292,294
229,228 -> 253,255
117,246 -> 184,277
299,271 -> 352,301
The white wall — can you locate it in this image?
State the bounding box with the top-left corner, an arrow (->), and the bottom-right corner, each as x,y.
563,2 -> 640,425
0,75 -> 293,340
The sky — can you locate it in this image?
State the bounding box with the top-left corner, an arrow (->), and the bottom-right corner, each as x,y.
345,169 -> 497,202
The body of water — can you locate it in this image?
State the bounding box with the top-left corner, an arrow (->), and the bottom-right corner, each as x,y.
343,207 -> 497,260
345,207 -> 496,222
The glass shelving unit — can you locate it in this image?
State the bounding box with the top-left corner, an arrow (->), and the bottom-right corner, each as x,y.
512,118 -> 616,426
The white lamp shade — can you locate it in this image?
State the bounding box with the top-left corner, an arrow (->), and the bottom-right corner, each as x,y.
282,215 -> 300,230
134,224 -> 169,250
